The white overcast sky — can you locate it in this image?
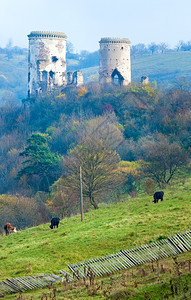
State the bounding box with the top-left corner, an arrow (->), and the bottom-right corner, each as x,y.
0,0 -> 191,52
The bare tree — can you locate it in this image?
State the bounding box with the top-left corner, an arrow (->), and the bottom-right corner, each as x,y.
62,137 -> 124,209
141,139 -> 188,186
80,113 -> 124,150
158,42 -> 168,54
148,43 -> 159,55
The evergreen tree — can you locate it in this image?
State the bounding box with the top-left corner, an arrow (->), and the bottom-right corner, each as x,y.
17,134 -> 62,192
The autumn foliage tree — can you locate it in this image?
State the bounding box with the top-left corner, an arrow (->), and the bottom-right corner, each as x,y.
141,138 -> 188,186
118,160 -> 143,195
62,137 -> 124,209
0,194 -> 46,232
48,182 -> 79,217
77,86 -> 88,98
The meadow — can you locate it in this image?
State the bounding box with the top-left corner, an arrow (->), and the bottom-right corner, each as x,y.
2,251 -> 190,299
0,177 -> 190,282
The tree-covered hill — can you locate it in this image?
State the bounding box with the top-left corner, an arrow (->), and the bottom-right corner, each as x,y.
0,44 -> 191,299
0,82 -> 191,219
1,45 -> 191,238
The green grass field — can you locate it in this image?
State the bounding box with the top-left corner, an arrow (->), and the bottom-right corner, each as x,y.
131,51 -> 191,85
4,252 -> 191,299
0,178 -> 191,281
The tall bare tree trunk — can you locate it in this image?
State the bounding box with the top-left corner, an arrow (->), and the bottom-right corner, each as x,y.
89,195 -> 98,209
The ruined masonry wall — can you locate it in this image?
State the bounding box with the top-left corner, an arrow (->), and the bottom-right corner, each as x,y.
28,32 -> 66,97
99,38 -> 131,85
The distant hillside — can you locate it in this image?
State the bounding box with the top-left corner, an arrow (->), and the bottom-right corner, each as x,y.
132,51 -> 191,85
1,51 -> 191,102
0,53 -> 27,102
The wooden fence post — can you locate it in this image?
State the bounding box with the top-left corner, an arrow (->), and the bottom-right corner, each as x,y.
80,166 -> 84,222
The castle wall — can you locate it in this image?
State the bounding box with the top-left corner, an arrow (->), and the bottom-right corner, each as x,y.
67,71 -> 84,86
67,71 -> 73,85
73,71 -> 83,86
99,38 -> 131,86
28,31 -> 67,97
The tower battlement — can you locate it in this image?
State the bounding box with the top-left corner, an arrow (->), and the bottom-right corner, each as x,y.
28,31 -> 67,39
99,37 -> 130,44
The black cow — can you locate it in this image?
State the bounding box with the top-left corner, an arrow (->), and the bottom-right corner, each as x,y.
49,217 -> 60,229
153,191 -> 164,203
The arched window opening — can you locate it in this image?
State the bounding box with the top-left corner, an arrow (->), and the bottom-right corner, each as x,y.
111,69 -> 124,86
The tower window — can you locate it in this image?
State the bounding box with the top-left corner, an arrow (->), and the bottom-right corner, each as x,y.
52,56 -> 58,63
49,71 -> 55,78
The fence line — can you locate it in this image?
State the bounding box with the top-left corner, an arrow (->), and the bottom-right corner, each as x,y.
0,229 -> 190,295
68,229 -> 191,278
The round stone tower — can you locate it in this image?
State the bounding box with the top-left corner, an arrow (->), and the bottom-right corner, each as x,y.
28,31 -> 67,97
99,38 -> 131,86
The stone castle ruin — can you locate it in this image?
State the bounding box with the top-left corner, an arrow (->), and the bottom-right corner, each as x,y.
28,31 -> 83,97
28,31 -> 67,97
99,38 -> 131,86
28,32 -> 132,97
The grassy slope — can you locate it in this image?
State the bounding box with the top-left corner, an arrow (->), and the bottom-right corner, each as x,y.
0,53 -> 27,100
0,178 -> 191,280
131,51 -> 191,85
5,252 -> 191,299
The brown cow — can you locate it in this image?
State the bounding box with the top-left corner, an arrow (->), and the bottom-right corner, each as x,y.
4,223 -> 17,235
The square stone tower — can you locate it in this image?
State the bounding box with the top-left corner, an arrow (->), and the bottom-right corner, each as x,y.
99,38 -> 131,86
28,31 -> 67,97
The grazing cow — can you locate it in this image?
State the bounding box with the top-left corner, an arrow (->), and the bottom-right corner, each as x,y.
49,217 -> 60,229
153,191 -> 164,203
4,223 -> 17,235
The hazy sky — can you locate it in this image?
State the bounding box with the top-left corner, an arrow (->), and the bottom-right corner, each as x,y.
0,0 -> 191,52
